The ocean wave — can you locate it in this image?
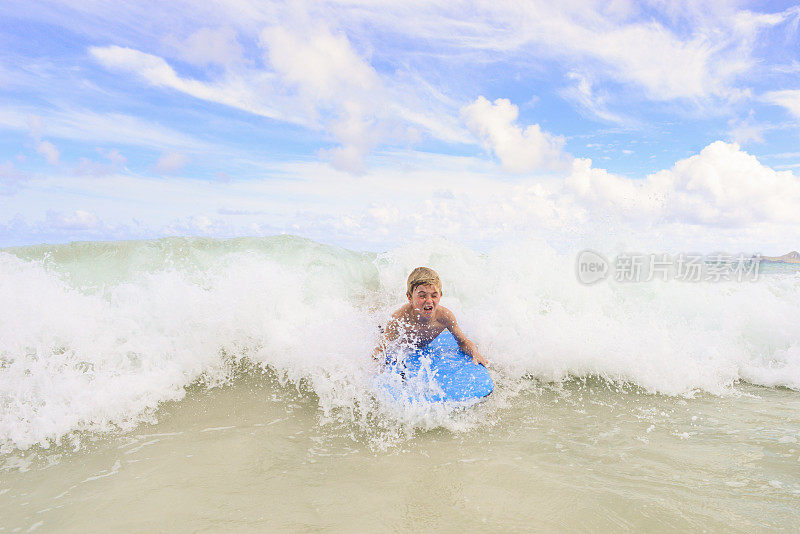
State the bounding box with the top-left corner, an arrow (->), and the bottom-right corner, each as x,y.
1,235 -> 799,451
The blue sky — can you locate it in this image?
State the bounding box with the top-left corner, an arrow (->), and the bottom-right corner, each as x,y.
1,1 -> 800,252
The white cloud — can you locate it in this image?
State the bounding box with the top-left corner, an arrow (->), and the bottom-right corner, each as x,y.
763,89 -> 800,118
315,1 -> 792,104
565,158 -> 657,217
261,24 -> 385,173
560,71 -> 630,125
728,111 -> 765,145
572,18 -> 747,101
655,141 -> 800,226
27,115 -> 43,140
35,141 -> 60,165
277,142 -> 800,249
165,26 -> 245,67
104,148 -> 126,168
5,1 -> 799,226
558,4 -> 794,103
73,148 -> 127,177
78,3 -> 794,174
0,105 -> 214,152
261,25 -> 380,105
390,104 -> 470,145
154,152 -> 189,174
91,32 -> 391,173
46,209 -> 99,230
773,60 -> 800,74
0,161 -> 32,195
89,45 -> 285,121
461,96 -> 570,173
5,141 -> 800,251
23,114 -> 60,165
567,141 -> 800,227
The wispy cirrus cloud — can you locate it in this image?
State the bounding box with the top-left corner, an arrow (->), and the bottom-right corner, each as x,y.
164,26 -> 246,68
154,151 -> 189,174
560,71 -> 632,126
763,89 -> 800,118
73,148 -> 127,177
89,45 -> 286,122
0,161 -> 33,195
318,1 -> 794,102
0,105 -> 216,152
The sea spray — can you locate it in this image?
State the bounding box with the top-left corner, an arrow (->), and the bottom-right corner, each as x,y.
1,235 -> 799,452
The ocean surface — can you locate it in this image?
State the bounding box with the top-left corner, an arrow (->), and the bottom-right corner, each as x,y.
1,236 -> 799,532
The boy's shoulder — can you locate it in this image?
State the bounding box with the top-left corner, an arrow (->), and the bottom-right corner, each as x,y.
436,305 -> 456,323
390,303 -> 413,320
389,304 -> 455,324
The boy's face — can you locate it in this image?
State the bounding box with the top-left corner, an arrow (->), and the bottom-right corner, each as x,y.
408,283 -> 441,319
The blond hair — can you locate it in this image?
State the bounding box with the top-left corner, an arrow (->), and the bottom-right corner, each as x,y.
406,267 -> 442,297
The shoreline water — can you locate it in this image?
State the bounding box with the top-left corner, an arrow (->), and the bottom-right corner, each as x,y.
3,371 -> 798,532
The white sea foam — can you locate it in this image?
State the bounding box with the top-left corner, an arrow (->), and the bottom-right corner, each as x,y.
1,235 -> 799,451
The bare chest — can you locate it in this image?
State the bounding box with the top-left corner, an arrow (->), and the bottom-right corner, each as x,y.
402,321 -> 446,347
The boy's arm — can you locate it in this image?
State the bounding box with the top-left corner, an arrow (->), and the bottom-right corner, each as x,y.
441,308 -> 489,366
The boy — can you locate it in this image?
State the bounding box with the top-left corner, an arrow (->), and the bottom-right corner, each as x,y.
373,267 -> 489,367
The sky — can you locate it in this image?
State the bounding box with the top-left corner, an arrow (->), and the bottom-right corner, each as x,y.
1,0 -> 800,253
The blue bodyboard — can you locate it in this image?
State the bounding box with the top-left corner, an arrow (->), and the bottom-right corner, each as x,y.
377,330 -> 493,403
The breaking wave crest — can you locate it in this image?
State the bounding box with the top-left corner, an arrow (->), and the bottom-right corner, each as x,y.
1,235 -> 799,451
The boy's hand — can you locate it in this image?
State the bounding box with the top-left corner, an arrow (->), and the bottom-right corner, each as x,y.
471,352 -> 489,367
462,340 -> 488,367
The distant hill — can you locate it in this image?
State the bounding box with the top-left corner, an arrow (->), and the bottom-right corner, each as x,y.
761,251 -> 800,263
